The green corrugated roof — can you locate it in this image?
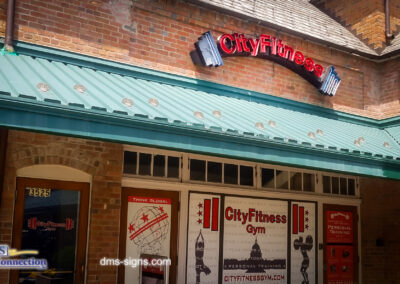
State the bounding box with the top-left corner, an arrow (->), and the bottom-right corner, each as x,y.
0,42 -> 399,179
386,126 -> 400,145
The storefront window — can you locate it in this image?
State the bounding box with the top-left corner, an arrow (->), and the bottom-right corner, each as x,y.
153,155 -> 166,177
124,151 -> 137,174
124,151 -> 180,179
348,179 -> 356,196
332,177 -> 340,194
323,176 -> 331,193
276,170 -> 289,189
261,168 -> 275,188
139,153 -> 152,176
208,161 -> 222,183
167,157 -> 180,178
239,165 -> 253,186
190,159 -> 206,181
303,173 -> 315,192
124,149 -> 357,198
322,176 -> 357,197
290,172 -> 302,191
340,178 -> 348,195
224,164 -> 238,184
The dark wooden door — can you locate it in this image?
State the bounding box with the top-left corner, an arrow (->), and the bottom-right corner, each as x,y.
118,188 -> 179,284
11,177 -> 89,284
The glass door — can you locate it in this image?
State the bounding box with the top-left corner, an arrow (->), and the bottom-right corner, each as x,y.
12,177 -> 89,284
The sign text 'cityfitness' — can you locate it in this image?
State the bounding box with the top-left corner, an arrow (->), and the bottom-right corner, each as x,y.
192,31 -> 341,96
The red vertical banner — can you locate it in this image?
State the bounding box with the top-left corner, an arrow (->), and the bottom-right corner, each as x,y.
293,204 -> 298,234
211,197 -> 219,231
325,209 -> 356,284
203,199 -> 211,229
299,206 -> 304,233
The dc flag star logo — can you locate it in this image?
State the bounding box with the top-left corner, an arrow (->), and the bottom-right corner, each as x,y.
196,198 -> 219,231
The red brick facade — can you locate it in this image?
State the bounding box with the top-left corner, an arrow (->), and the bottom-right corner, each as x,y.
0,0 -> 399,119
321,0 -> 400,50
0,1 -> 400,284
380,59 -> 400,117
0,131 -> 123,284
360,177 -> 400,284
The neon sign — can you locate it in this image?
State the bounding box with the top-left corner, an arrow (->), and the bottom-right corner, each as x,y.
27,217 -> 75,231
193,31 -> 341,96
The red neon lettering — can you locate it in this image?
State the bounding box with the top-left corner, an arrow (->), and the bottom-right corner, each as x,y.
294,51 -> 305,65
248,38 -> 260,56
284,45 -> 295,61
314,64 -> 324,78
217,33 -> 325,81
271,37 -> 277,55
239,34 -> 250,53
233,33 -> 243,53
277,40 -> 285,57
260,34 -> 271,53
218,34 -> 236,54
304,57 -> 314,72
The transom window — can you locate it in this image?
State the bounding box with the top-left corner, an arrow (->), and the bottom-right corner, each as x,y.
189,159 -> 254,187
261,168 -> 316,192
322,175 -> 356,196
123,148 -> 359,197
123,151 -> 180,179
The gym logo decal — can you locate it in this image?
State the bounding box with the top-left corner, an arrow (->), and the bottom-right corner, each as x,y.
291,202 -> 316,284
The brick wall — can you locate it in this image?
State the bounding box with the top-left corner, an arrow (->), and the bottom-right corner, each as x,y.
380,59 -> 400,117
321,0 -> 400,51
360,177 -> 400,284
0,0 -> 398,119
0,130 -> 123,284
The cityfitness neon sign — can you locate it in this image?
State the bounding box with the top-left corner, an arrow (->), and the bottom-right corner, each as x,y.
192,31 -> 341,96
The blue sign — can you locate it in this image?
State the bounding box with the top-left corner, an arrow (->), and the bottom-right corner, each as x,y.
319,66 -> 341,96
194,31 -> 224,67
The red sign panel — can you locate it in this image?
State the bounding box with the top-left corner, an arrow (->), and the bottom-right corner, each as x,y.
326,211 -> 353,243
326,245 -> 354,284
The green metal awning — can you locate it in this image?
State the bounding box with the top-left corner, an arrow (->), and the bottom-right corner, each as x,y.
1,42 -> 399,179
